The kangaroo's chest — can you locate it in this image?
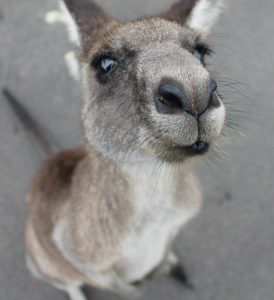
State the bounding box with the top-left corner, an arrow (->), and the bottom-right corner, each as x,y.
118,199 -> 184,283
116,165 -> 186,283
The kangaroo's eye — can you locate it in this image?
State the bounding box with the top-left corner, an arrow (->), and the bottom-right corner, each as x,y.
91,52 -> 118,76
193,44 -> 212,62
99,58 -> 117,74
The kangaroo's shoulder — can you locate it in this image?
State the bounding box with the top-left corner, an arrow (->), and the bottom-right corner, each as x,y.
29,148 -> 87,201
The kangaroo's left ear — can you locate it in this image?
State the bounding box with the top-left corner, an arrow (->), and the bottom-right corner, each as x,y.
161,0 -> 225,37
60,0 -> 114,47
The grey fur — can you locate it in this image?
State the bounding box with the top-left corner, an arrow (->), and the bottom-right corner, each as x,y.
25,1 -> 228,300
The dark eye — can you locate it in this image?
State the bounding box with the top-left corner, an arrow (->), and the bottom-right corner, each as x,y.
99,58 -> 117,74
193,44 -> 212,62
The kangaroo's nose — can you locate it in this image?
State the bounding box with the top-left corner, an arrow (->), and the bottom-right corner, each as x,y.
155,81 -> 220,117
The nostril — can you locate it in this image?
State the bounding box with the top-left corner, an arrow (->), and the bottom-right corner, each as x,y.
208,80 -> 221,109
157,84 -> 184,110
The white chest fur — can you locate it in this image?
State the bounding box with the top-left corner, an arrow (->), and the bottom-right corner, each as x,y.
117,162 -> 197,283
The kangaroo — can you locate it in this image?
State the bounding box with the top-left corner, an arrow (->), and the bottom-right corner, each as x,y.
7,0 -> 228,299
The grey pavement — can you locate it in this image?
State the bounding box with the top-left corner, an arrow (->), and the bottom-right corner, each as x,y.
0,0 -> 274,299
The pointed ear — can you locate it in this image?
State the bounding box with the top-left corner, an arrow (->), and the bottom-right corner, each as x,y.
61,0 -> 112,46
161,0 -> 225,37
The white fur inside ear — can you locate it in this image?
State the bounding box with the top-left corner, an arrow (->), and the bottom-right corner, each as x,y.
45,10 -> 66,24
45,2 -> 81,46
59,1 -> 81,46
186,0 -> 225,37
64,51 -> 80,81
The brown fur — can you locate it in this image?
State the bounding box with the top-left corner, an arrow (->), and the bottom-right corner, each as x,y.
65,0 -> 110,39
26,149 -> 87,283
26,147 -> 132,288
162,0 -> 199,24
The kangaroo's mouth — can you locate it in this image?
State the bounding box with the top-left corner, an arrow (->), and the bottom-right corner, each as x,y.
155,140 -> 211,163
184,141 -> 209,156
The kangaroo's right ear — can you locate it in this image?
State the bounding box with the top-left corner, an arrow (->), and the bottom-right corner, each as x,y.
161,0 -> 225,38
61,0 -> 112,46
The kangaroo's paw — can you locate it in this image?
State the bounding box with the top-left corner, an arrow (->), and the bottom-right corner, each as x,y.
66,285 -> 88,300
170,263 -> 194,290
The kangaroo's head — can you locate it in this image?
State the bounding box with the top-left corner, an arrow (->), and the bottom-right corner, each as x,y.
63,0 -> 226,163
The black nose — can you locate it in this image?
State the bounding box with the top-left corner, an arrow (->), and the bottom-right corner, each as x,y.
155,81 -> 220,116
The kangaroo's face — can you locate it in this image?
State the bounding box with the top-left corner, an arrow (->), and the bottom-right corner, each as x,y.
64,0 -> 226,163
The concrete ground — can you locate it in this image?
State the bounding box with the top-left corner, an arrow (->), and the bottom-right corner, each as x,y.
0,0 -> 274,299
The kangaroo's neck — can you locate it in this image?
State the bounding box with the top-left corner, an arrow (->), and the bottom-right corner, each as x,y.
60,145 -> 199,261
80,145 -> 192,208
